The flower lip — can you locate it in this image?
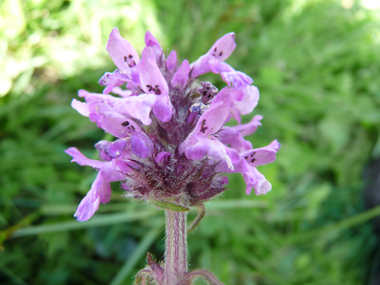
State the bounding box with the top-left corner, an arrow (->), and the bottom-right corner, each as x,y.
106,28 -> 140,73
138,47 -> 169,96
207,32 -> 236,61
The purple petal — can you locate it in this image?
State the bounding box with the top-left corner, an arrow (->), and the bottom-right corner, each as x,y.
78,89 -> 118,104
190,87 -> 231,137
242,140 -> 281,167
217,127 -> 252,152
138,48 -> 169,95
217,157 -> 272,195
68,145 -> 130,221
131,132 -> 154,158
66,147 -> 129,182
190,33 -> 236,79
229,85 -> 260,123
126,81 -> 142,95
89,104 -> 136,138
152,95 -> 173,122
65,147 -> 106,169
171,60 -> 190,87
107,28 -> 140,73
71,99 -> 90,117
75,90 -> 143,137
183,136 -> 239,170
166,50 -> 177,71
155,152 -> 171,165
206,32 -> 236,61
145,31 -> 162,51
114,158 -> 133,173
114,94 -> 156,125
145,31 -> 163,64
74,190 -> 100,222
216,138 -> 279,195
137,48 -> 173,122
220,70 -> 253,89
206,138 -> 240,169
199,82 -> 219,104
111,87 -> 133,97
95,142 -> 112,161
74,170 -> 114,221
255,180 -> 272,195
182,135 -> 208,160
230,115 -> 263,137
191,56 -> 253,89
243,167 -> 272,195
98,179 -> 112,204
216,62 -> 253,89
190,55 -> 212,79
207,56 -> 222,74
179,87 -> 234,166
95,139 -> 128,160
98,69 -> 129,94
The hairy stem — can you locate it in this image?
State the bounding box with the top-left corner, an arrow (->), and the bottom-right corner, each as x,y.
164,210 -> 188,284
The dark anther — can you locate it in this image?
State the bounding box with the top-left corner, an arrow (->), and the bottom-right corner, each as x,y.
199,82 -> 218,104
244,156 -> 248,159
152,85 -> 161,95
121,121 -> 130,127
154,87 -> 161,95
250,152 -> 256,157
131,125 -> 135,131
200,120 -> 208,133
219,51 -> 223,56
251,158 -> 256,163
124,55 -> 136,67
146,84 -> 153,92
214,47 -> 217,52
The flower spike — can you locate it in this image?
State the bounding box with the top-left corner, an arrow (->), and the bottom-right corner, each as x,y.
68,29 -> 278,216
67,29 -> 279,284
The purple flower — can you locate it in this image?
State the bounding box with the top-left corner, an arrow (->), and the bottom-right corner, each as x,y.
66,29 -> 280,221
98,28 -> 141,94
65,147 -> 129,221
179,87 -> 240,170
190,33 -> 253,89
216,140 -> 281,195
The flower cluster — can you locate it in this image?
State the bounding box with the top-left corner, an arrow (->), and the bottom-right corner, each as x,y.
66,28 -> 280,221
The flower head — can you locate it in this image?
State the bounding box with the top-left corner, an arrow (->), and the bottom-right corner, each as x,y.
66,29 -> 280,221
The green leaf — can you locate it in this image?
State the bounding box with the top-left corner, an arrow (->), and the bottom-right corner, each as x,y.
149,198 -> 190,212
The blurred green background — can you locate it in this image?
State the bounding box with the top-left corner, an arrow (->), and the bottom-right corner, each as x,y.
1,0 -> 380,284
